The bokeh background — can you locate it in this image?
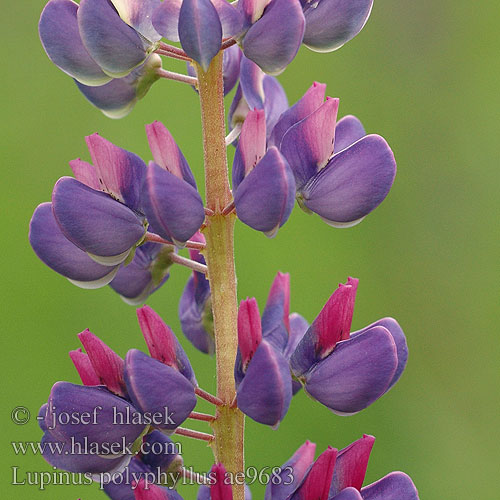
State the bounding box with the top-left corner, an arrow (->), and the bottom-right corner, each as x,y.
2,1 -> 499,498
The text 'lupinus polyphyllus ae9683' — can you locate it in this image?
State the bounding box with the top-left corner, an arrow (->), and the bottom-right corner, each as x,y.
29,0 -> 420,498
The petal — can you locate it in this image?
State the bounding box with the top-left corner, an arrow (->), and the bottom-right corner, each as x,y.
103,458 -> 153,499
239,56 -> 266,109
281,97 -> 339,189
134,479 -> 184,499
264,440 -> 316,500
137,305 -> 197,385
291,447 -> 337,500
239,0 -> 272,24
141,162 -> 205,244
39,0 -> 111,86
238,298 -> 263,369
75,54 -> 161,119
211,0 -> 244,37
69,348 -> 100,386
234,147 -> 295,235
232,108 -> 267,190
110,0 -> 162,42
329,435 -> 375,496
146,121 -> 197,188
333,115 -> 366,153
29,202 -> 119,286
242,0 -> 305,75
178,0 -> 222,72
262,75 -> 289,136
152,0 -> 182,41
332,488 -> 364,500
124,350 -> 197,433
262,272 -> 290,336
304,326 -> 398,415
360,472 -> 419,500
269,81 -> 326,149
236,340 -> 292,427
52,177 -> 146,259
141,430 -> 182,472
85,133 -> 147,211
284,313 -> 309,360
78,0 -> 153,78
301,135 -> 397,225
351,318 -> 408,390
303,0 -> 373,53
179,275 -> 215,355
210,463 -> 233,500
69,158 -> 100,190
222,44 -> 243,96
78,329 -> 127,396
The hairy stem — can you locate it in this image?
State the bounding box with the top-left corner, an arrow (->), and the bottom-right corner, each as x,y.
196,53 -> 245,500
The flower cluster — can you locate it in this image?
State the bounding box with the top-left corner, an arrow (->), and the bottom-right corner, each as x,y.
234,273 -> 408,426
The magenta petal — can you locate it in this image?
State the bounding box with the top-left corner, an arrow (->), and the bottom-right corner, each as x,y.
301,135 -> 396,226
146,121 -> 196,188
234,147 -> 295,236
236,340 -> 292,426
52,177 -> 145,259
360,472 -> 419,500
238,298 -> 263,369
269,81 -> 326,148
39,0 -> 111,86
69,158 -> 100,190
78,329 -> 126,396
242,0 -> 305,75
152,0 -> 182,41
232,109 -> 267,190
304,326 -> 398,415
303,0 -> 373,53
134,479 -> 184,499
333,115 -> 366,153
179,0 -> 222,72
210,463 -> 233,500
141,162 -> 205,244
69,348 -> 100,386
329,435 -> 375,496
86,133 -> 147,211
264,440 -> 316,500
281,97 -> 339,188
29,202 -> 119,287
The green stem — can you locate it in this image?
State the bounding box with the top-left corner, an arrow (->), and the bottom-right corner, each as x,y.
196,53 -> 245,500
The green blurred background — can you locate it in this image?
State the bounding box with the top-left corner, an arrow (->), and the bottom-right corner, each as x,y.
2,1 -> 499,498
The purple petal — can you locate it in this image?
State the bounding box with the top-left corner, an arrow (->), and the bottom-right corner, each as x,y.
234,147 -> 295,236
52,177 -> 145,260
232,109 -> 267,190
110,0 -> 162,42
333,115 -> 366,153
351,318 -> 408,390
303,0 -> 373,53
178,0 -> 222,72
179,274 -> 215,355
360,472 -> 419,500
262,75 -> 289,136
239,0 -> 272,24
281,97 -> 339,189
141,162 -> 205,244
69,158 -> 100,190
236,340 -> 292,427
137,305 -> 197,386
86,133 -> 147,211
332,488 -> 363,500
284,312 -> 309,360
262,272 -> 290,336
75,54 -> 161,118
39,0 -> 111,86
301,135 -> 396,226
103,457 -> 153,499
140,430 -> 181,472
109,244 -> 172,305
211,0 -> 244,37
303,326 -> 398,415
269,81 -> 326,148
242,0 -> 305,75
222,44 -> 242,95
78,0 -> 152,78
240,56 -> 266,109
78,328 -> 126,396
152,0 -> 182,41
329,435 -> 375,496
29,203 -> 119,287
124,350 -> 197,433
264,440 -> 316,500
146,121 -> 197,188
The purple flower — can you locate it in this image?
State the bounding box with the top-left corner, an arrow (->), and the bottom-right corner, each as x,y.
39,0 -> 162,116
232,109 -> 295,237
235,296 -> 292,427
273,82 -> 397,228
290,278 -> 408,415
133,479 -> 184,499
178,232 -> 215,354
